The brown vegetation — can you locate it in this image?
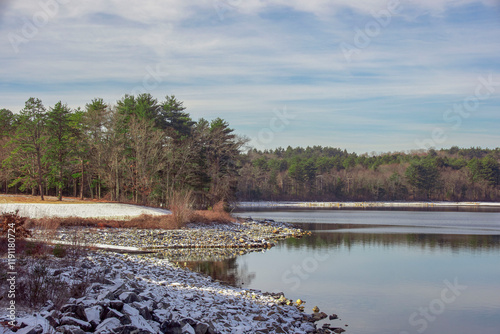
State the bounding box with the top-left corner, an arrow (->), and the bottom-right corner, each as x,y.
1,211 -> 31,238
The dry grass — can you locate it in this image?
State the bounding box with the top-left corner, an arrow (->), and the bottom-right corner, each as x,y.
0,194 -> 109,204
190,201 -> 233,224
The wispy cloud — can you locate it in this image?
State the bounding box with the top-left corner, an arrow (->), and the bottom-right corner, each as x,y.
0,0 -> 499,152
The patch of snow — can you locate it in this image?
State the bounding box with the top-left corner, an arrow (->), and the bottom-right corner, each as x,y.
0,203 -> 171,219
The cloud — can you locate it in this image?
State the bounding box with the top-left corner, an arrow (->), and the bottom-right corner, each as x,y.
0,0 -> 499,152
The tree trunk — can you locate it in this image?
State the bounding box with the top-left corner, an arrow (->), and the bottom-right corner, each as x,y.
36,146 -> 44,201
80,159 -> 84,200
58,164 -> 63,201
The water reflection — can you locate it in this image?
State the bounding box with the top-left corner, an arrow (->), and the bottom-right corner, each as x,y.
283,231 -> 500,252
158,231 -> 500,289
184,259 -> 256,287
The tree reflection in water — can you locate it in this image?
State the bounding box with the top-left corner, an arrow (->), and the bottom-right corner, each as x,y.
184,258 -> 256,287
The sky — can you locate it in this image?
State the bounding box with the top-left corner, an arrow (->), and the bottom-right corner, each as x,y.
1,0 -> 499,154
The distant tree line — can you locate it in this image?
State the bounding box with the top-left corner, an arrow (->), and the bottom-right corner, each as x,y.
237,146 -> 500,202
2,96 -> 499,205
0,95 -> 246,208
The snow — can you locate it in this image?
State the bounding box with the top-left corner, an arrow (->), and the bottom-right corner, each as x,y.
0,203 -> 171,219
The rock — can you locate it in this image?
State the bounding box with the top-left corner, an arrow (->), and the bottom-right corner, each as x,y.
84,305 -> 103,328
53,269 -> 64,276
137,305 -> 152,321
160,320 -> 182,334
95,317 -> 122,333
179,318 -> 197,327
60,316 -> 93,332
182,323 -> 196,334
45,314 -> 60,328
329,314 -> 338,320
311,312 -> 328,322
54,325 -> 86,334
119,292 -> 142,303
104,308 -> 131,325
60,304 -> 87,321
115,325 -> 154,334
110,299 -> 125,311
16,324 -> 43,334
105,308 -> 124,319
194,323 -> 209,334
312,306 -> 320,313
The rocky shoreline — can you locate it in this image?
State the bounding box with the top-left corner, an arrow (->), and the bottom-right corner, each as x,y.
30,219 -> 309,259
1,220 -> 344,333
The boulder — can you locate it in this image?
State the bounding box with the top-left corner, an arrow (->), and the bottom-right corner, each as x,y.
160,320 -> 182,334
95,317 -> 121,333
54,325 -> 86,334
16,324 -> 43,334
60,316 -> 92,332
60,304 -> 87,321
119,292 -> 142,303
115,325 -> 154,334
84,305 -> 104,328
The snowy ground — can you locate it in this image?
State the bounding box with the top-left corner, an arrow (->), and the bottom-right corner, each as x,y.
0,203 -> 171,219
0,251 -> 334,334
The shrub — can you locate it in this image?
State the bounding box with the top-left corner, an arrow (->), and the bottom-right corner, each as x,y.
0,211 -> 31,238
168,190 -> 195,228
52,244 -> 66,258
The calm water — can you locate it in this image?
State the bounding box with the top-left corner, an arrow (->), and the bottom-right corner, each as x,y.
188,210 -> 500,334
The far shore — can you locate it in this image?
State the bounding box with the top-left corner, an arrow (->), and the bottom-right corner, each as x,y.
236,201 -> 500,209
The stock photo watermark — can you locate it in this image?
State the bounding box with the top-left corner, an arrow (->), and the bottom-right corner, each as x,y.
415,74 -> 500,150
8,0 -> 72,54
255,106 -> 296,146
129,64 -> 169,96
281,252 -> 329,291
5,220 -> 17,327
212,0 -> 242,21
400,278 -> 467,334
339,0 -> 401,62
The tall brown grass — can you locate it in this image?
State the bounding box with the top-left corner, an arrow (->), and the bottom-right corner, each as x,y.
168,190 -> 195,227
190,201 -> 233,224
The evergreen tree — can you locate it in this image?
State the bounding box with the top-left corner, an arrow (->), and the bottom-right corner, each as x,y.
7,98 -> 47,199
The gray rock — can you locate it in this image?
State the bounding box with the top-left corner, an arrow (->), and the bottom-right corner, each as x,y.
60,304 -> 87,321
137,305 -> 152,320
45,314 -> 60,328
182,323 -> 196,334
84,305 -> 104,328
17,324 -> 44,334
80,261 -> 93,269
119,292 -> 142,303
115,325 -> 154,334
95,317 -> 121,333
110,299 -> 125,311
194,323 -> 209,334
104,308 -> 132,325
55,325 -> 86,334
60,316 -> 92,332
160,320 -> 182,334
180,318 -> 197,327
53,269 -> 65,276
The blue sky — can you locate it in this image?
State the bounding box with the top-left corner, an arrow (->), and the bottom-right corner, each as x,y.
1,0 -> 499,153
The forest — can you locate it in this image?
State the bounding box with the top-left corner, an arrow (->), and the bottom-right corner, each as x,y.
0,95 -> 246,208
238,146 -> 500,202
1,95 -> 499,207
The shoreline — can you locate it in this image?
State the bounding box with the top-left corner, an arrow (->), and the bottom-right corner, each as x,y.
0,250 -> 332,334
1,218 -> 340,333
236,201 -> 500,209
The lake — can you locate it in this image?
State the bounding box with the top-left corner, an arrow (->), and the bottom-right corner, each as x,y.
187,209 -> 500,334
